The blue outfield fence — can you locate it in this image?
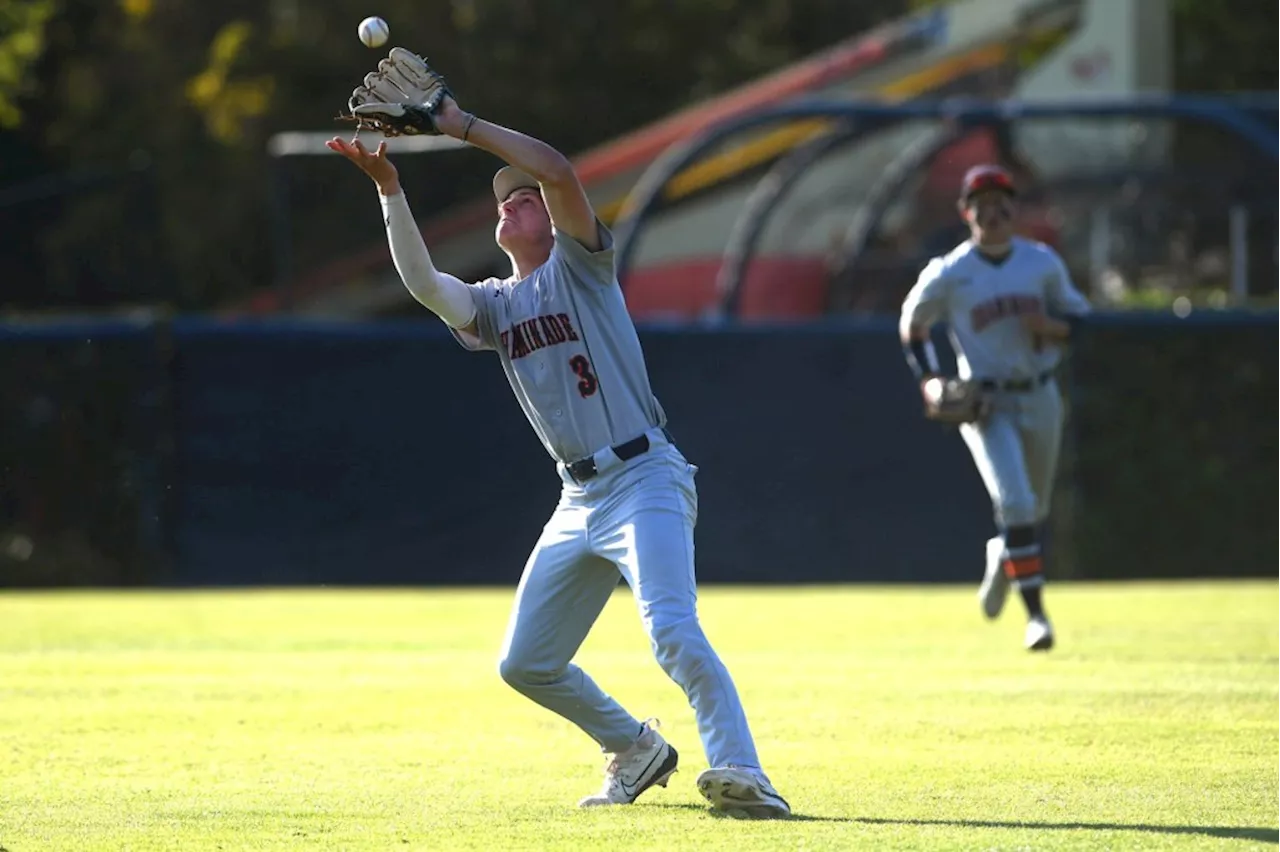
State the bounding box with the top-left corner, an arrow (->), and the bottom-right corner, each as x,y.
161,317 -> 992,586
1,310 -> 1275,588
0,316 -> 988,586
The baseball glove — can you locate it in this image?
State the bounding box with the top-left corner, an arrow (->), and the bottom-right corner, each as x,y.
338,48 -> 455,137
921,376 -> 989,425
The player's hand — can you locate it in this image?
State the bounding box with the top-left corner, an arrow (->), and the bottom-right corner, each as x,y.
1021,313 -> 1068,342
326,136 -> 401,195
1020,313 -> 1067,335
1020,313 -> 1048,334
1021,314 -> 1046,352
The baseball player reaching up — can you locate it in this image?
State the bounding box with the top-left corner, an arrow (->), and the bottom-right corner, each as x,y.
325,49 -> 790,818
899,165 -> 1091,652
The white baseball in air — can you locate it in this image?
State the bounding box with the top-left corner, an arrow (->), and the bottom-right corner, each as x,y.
358,16 -> 389,48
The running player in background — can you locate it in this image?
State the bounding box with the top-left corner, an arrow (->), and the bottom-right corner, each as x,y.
899,165 -> 1092,652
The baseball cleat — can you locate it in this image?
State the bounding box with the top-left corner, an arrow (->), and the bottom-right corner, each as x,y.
696,766 -> 791,819
578,719 -> 678,807
979,536 -> 1010,620
1025,616 -> 1054,651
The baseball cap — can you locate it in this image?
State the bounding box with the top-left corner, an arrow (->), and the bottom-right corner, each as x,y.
960,164 -> 1016,202
493,166 -> 540,204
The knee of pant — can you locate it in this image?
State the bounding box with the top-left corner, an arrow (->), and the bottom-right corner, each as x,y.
648,615 -> 709,672
496,654 -> 524,688
497,653 -> 557,689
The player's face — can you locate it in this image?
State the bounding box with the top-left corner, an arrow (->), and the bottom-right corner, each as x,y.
496,188 -> 552,251
961,190 -> 1016,243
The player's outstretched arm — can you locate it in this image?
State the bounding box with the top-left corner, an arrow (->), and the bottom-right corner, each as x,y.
899,258 -> 949,381
326,136 -> 478,334
432,100 -> 601,252
1020,312 -> 1072,341
1025,251 -> 1091,342
901,320 -> 941,381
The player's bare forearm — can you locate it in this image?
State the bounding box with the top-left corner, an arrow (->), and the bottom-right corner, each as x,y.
1022,314 -> 1071,341
1040,318 -> 1071,341
443,107 -> 600,250
465,120 -> 572,188
900,320 -> 941,382
901,322 -> 931,343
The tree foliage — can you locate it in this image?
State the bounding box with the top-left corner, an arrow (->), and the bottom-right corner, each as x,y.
0,0 -> 57,127
0,0 -> 1271,311
1,0 -> 916,309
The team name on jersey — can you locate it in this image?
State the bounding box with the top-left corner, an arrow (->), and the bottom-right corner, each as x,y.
970,294 -> 1044,332
500,313 -> 581,360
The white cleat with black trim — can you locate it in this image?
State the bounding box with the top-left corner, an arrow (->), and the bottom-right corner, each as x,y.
578,719 -> 678,807
696,766 -> 791,819
979,536 -> 1009,620
1025,615 -> 1054,651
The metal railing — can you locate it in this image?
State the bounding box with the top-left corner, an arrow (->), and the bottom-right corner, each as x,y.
611,95 -> 1279,319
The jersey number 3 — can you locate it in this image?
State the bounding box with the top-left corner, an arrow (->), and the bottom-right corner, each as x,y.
569,355 -> 598,398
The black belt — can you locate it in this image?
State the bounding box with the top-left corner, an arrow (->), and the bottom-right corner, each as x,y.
980,371 -> 1054,393
566,428 -> 673,484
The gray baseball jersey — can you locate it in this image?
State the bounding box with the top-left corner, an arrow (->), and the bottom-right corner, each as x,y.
450,222 -> 667,463
900,236 -> 1092,553
901,236 -> 1092,380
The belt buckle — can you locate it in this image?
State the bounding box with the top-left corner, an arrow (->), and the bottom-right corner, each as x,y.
567,458 -> 597,484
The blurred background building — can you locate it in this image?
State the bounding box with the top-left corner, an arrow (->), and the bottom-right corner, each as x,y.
232,0 -> 1273,325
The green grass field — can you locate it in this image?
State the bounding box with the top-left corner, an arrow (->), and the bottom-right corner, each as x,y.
1,581 -> 1276,851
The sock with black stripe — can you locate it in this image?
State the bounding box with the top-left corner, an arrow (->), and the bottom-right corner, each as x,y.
1003,525 -> 1046,618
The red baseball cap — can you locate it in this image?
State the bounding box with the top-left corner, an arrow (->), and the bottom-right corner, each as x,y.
960,165 -> 1016,202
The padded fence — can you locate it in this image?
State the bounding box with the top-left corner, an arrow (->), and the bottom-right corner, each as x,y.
1054,313 -> 1278,579
1,314 -> 1274,587
0,320 -> 173,585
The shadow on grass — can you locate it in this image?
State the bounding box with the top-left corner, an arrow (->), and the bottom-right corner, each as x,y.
644,803 -> 856,822
856,817 -> 1279,843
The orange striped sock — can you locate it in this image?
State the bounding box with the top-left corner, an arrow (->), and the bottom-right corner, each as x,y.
1002,555 -> 1043,582
1003,555 -> 1045,617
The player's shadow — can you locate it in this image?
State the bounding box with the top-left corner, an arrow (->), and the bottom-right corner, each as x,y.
646,803 -> 856,822
856,817 -> 1279,843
